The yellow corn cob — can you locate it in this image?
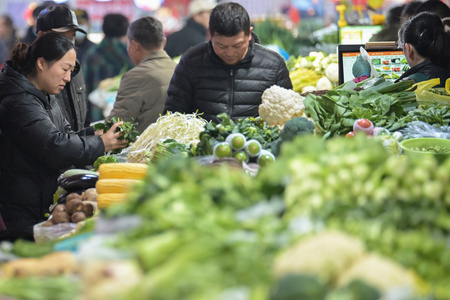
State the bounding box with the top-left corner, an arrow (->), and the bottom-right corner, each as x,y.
96,178 -> 141,194
98,163 -> 148,180
97,193 -> 127,209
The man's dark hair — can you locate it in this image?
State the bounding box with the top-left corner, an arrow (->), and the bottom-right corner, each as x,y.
386,5 -> 404,26
102,13 -> 129,38
415,0 -> 450,19
209,2 -> 250,37
128,16 -> 164,51
401,1 -> 421,22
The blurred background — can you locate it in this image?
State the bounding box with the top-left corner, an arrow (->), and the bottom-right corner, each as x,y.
2,0 -> 448,58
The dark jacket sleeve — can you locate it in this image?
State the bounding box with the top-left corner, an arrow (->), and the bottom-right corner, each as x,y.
4,96 -> 104,170
164,56 -> 196,114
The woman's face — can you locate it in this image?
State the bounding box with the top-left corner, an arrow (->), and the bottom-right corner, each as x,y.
37,49 -> 76,95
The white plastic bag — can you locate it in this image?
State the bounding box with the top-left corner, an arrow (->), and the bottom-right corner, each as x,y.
88,89 -> 118,118
360,46 -> 379,78
33,220 -> 77,243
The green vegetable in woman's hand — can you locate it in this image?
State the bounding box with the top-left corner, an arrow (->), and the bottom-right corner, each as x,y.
93,116 -> 140,154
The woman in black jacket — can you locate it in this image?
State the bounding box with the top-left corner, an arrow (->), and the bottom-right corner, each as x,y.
396,12 -> 450,86
0,32 -> 127,241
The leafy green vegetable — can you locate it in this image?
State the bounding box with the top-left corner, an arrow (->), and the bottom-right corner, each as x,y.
93,155 -> 119,171
0,276 -> 80,300
12,239 -> 56,258
258,134 -> 450,299
145,139 -> 190,162
92,116 -> 140,154
303,82 -> 418,138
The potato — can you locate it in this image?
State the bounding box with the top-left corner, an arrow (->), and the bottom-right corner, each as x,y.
81,188 -> 98,202
65,199 -> 83,215
65,192 -> 82,203
53,204 -> 66,213
71,211 -> 86,223
78,202 -> 95,217
52,211 -> 70,224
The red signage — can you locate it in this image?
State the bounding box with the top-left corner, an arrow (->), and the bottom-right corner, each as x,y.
75,0 -> 135,23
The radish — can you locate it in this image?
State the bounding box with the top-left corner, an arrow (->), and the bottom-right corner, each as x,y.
353,119 -> 374,135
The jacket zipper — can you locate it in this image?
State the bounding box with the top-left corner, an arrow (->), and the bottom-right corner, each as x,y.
228,69 -> 235,117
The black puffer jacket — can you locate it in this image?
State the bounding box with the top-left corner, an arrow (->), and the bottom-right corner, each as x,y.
164,38 -> 293,123
165,18 -> 208,58
0,61 -> 104,241
396,59 -> 450,87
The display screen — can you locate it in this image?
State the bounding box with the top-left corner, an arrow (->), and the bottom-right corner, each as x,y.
338,45 -> 408,84
339,25 -> 383,44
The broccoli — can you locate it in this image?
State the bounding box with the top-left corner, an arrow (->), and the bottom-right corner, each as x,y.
280,117 -> 315,142
271,117 -> 315,157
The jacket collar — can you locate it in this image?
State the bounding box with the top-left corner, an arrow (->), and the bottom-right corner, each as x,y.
1,60 -> 50,107
140,50 -> 171,64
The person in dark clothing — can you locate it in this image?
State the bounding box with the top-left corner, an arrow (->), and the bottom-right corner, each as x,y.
396,12 -> 450,86
165,0 -> 216,58
164,2 -> 292,123
0,15 -> 18,57
21,2 -> 55,45
0,39 -> 6,66
0,33 -> 127,241
369,4 -> 405,42
400,1 -> 421,24
36,5 -> 91,131
74,9 -> 95,64
414,0 -> 450,20
83,13 -> 133,121
414,0 -> 450,34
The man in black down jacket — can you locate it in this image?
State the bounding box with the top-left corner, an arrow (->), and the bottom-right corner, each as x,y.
164,2 -> 292,123
36,5 -> 91,132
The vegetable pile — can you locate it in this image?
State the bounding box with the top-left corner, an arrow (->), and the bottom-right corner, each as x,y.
303,79 -> 418,138
287,51 -> 338,93
4,76 -> 450,300
258,134 -> 450,299
191,113 -> 280,157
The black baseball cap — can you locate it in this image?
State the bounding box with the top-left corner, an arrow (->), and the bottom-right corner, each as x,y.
36,5 -> 87,35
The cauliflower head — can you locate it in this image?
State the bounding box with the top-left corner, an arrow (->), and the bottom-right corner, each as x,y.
259,85 -> 306,126
273,231 -> 365,284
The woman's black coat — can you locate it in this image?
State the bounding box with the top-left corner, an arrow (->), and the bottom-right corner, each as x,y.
0,61 -> 104,240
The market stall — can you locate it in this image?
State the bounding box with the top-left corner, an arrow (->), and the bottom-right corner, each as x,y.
1,74 -> 450,300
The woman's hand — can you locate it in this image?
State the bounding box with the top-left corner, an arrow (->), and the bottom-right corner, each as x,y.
100,121 -> 129,153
